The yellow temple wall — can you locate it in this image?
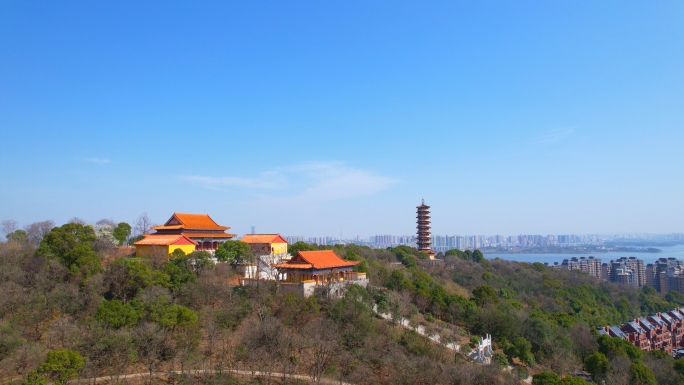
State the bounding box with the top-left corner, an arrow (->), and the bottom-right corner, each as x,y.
272,242 -> 287,255
248,242 -> 288,256
135,244 -> 195,257
171,244 -> 196,255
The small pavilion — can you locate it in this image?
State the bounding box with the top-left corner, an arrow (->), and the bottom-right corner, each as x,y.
273,250 -> 359,286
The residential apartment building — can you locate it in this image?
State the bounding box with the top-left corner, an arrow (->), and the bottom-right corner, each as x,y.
602,257 -> 646,287
560,256 -> 602,279
600,308 -> 684,355
646,258 -> 684,294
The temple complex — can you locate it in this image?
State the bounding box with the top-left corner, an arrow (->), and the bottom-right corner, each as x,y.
416,199 -> 435,259
148,212 -> 236,252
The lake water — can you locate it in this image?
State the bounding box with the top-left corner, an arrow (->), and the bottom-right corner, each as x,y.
484,244 -> 684,265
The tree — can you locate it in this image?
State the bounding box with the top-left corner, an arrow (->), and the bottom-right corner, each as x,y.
1,219 -> 19,240
304,317 -> 339,383
584,351 -> 610,382
133,322 -> 173,384
401,254 -> 418,268
597,335 -> 642,361
104,258 -> 170,302
36,223 -> 102,276
630,362 -> 657,385
532,262 -> 546,272
22,371 -> 48,385
148,300 -> 198,329
504,336 -> 534,366
134,213 -> 153,236
7,229 -> 28,245
491,351 -> 508,368
95,299 -> 141,328
514,336 -> 535,366
215,240 -> 253,264
68,217 -> 86,225
113,222 -> 132,245
96,218 -> 116,227
93,223 -> 117,250
532,370 -> 560,385
472,249 -> 486,263
36,349 -> 84,385
559,377 -> 590,385
514,366 -> 529,380
24,220 -> 55,247
675,357 -> 684,375
186,250 -> 215,274
288,241 -> 318,256
471,285 -> 499,306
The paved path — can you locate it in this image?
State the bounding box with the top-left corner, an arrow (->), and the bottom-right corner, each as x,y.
69,369 -> 350,385
372,306 -> 492,364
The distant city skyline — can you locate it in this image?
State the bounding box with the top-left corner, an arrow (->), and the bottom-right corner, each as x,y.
1,2 -> 683,235
279,233 -> 684,251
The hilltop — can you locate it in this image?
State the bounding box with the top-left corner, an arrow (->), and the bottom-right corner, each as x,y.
3,227 -> 684,384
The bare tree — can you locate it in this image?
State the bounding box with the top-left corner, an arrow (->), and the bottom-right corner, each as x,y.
96,218 -> 116,227
569,323 -> 598,362
134,213 -> 153,236
304,317 -> 339,383
607,355 -> 632,385
133,322 -> 173,384
24,220 -> 55,247
68,217 -> 86,225
1,220 -> 18,240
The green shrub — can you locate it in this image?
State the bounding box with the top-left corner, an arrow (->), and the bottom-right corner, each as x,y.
95,299 -> 141,328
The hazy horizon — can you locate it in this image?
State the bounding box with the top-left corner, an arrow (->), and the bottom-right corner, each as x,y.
1,2 -> 683,237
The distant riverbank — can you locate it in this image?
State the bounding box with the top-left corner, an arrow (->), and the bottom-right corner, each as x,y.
480,246 -> 662,254
484,245 -> 684,265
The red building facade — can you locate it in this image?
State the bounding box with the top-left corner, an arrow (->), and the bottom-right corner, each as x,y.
600,308 -> 684,355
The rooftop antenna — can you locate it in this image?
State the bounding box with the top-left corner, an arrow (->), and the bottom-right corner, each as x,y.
251,226 -> 255,235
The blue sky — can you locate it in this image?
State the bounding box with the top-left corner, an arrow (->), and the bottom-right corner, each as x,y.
1,1 -> 683,237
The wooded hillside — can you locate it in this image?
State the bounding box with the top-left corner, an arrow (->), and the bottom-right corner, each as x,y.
3,226 -> 684,384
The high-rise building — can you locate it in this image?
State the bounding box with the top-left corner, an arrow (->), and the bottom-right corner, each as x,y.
285,236 -> 305,244
647,258 -> 684,294
603,257 -> 646,287
416,199 -> 434,259
308,237 -> 327,245
560,256 -> 602,279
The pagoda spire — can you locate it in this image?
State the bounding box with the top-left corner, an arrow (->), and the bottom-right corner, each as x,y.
416,200 -> 431,253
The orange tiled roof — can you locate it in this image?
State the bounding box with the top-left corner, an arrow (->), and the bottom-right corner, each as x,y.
275,250 -> 358,270
272,263 -> 313,269
134,234 -> 198,246
152,213 -> 229,231
182,232 -> 237,238
241,234 -> 288,244
154,225 -> 183,230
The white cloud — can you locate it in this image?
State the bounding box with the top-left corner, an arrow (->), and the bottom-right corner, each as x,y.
532,128 -> 575,146
181,175 -> 280,190
275,161 -> 396,203
181,161 -> 396,203
83,157 -> 111,164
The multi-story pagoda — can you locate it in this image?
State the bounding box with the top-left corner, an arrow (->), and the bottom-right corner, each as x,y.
416,199 -> 435,259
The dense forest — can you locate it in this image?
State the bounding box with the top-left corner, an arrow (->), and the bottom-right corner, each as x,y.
3,221 -> 684,384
